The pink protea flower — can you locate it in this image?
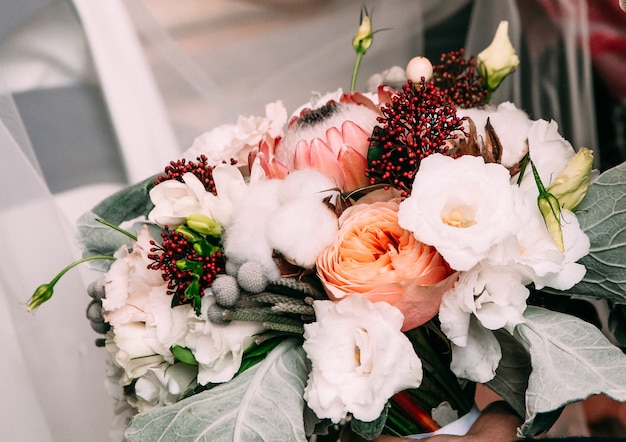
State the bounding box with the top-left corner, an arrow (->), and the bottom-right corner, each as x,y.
249,88 -> 394,193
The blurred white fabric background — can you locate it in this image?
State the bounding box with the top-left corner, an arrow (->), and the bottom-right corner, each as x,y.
0,1 -> 599,440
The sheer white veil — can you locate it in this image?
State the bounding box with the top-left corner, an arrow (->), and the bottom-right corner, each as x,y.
0,0 -> 596,440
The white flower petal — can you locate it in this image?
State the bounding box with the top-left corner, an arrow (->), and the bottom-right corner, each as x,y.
450,318 -> 501,383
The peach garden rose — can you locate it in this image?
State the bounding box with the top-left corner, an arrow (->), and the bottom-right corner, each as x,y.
316,199 -> 457,331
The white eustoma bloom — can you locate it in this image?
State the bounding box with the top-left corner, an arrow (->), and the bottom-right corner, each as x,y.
185,100 -> 288,165
533,209 -> 589,291
148,163 -> 246,228
103,227 -> 192,378
398,154 -> 521,271
183,296 -> 264,385
439,260 -> 529,348
516,119 -> 576,197
133,362 -> 198,412
450,317 -> 502,383
303,295 -> 422,423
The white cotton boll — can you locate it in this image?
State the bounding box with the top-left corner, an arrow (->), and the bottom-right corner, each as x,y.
267,198 -> 338,269
488,102 -> 532,167
278,169 -> 339,204
457,106 -> 492,137
458,102 -> 531,168
223,179 -> 283,280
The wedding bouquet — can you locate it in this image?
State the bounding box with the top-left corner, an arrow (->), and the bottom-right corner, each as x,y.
30,13 -> 626,442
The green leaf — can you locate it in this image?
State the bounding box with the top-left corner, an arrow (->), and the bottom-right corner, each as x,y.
608,302 -> 626,349
351,404 -> 388,440
171,345 -> 199,366
366,126 -> 386,168
92,175 -> 157,224
513,306 -> 626,437
568,162 -> 626,303
75,175 -> 159,270
125,339 -> 310,442
485,329 -> 531,419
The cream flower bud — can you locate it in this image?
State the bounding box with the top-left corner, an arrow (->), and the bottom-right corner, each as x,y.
538,191 -> 564,252
547,147 -> 594,211
406,56 -> 433,82
477,20 -> 520,92
352,14 -> 373,55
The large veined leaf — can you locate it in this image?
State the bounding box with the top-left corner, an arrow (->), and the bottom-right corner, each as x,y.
513,306 -> 626,437
485,330 -> 531,419
125,339 -> 310,442
568,162 -> 626,303
92,175 -> 156,224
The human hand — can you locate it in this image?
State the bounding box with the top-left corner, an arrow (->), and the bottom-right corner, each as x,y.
343,401 -> 522,442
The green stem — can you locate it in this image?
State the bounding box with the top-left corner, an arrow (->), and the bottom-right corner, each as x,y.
350,52 -> 364,92
49,255 -> 116,287
408,327 -> 473,411
516,153 -> 530,185
28,254 -> 116,311
96,218 -> 137,241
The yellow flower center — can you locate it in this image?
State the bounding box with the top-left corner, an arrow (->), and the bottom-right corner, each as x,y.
441,205 -> 476,228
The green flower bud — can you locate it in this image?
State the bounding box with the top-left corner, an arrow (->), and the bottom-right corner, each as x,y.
186,214 -> 222,238
531,160 -> 564,252
171,345 -> 199,366
547,147 -> 594,211
477,20 -> 520,93
538,191 -> 564,252
27,283 -> 54,312
352,9 -> 373,55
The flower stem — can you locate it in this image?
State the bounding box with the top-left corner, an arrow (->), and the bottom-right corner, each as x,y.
350,52 -> 363,92
27,255 -> 116,312
96,218 -> 137,241
49,255 -> 116,287
392,391 -> 441,432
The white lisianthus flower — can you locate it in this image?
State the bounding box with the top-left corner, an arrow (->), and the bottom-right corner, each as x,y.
183,296 -> 264,385
185,100 -> 288,165
133,362 -> 198,413
449,317 -> 502,383
439,260 -> 529,349
303,295 -> 422,424
532,209 -> 589,291
148,163 -> 246,228
398,154 -> 521,271
516,119 -> 576,197
103,227 -> 192,378
457,102 -> 531,168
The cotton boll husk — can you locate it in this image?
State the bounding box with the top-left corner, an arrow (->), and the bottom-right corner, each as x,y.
223,179 -> 283,280
277,169 -> 339,205
457,102 -> 531,168
267,197 -> 338,268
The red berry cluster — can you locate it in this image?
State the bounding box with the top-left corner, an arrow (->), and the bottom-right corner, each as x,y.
366,80 -> 465,197
432,49 -> 489,108
148,228 -> 225,309
154,155 -> 228,195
